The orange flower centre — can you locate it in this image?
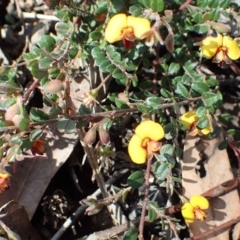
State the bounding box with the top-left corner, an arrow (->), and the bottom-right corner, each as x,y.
216,46 -> 227,57
121,27 -> 135,50
214,46 -> 232,64
142,137 -> 150,148
121,27 -> 135,40
141,138 -> 162,152
193,207 -> 207,221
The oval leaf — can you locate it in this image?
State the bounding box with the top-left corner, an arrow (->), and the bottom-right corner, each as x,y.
127,171 -> 145,189
57,118 -> 76,134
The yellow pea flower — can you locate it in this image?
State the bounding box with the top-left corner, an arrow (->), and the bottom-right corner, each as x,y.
180,110 -> 212,136
181,195 -> 209,223
104,13 -> 151,49
200,33 -> 240,64
128,120 -> 164,164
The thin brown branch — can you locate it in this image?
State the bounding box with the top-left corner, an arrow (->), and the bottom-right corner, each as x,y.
178,0 -> 193,11
139,158 -> 152,240
78,128 -> 108,197
21,78 -> 40,104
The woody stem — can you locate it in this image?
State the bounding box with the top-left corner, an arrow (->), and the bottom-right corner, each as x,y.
139,158 -> 152,240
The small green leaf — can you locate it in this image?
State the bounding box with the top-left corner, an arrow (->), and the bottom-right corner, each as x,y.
68,47 -> 78,59
196,106 -> 207,117
29,60 -> 48,79
137,104 -> 149,113
30,108 -> 49,122
38,57 -> 52,70
209,9 -> 220,21
89,31 -> 102,42
49,68 -> 61,79
123,227 -> 138,240
191,81 -> 209,94
127,171 -> 145,189
156,163 -> 169,180
30,129 -> 43,141
17,117 -> 29,131
168,62 -> 180,75
106,45 -> 121,63
160,89 -> 173,98
91,47 -> 105,59
202,92 -> 217,106
115,98 -> 129,109
79,105 -> 91,115
164,123 -> 176,140
99,59 -> 112,73
193,12 -> 204,23
148,208 -> 157,222
157,144 -> 174,162
172,176 -> 182,183
138,0 -> 165,12
215,91 -> 222,107
111,0 -> 124,12
164,153 -> 175,165
129,5 -> 143,16
95,54 -> 108,66
55,22 -> 73,36
58,118 -> 76,134
139,81 -> 152,90
227,129 -> 240,137
206,77 -> 219,87
219,113 -> 232,123
175,82 -> 189,98
146,97 -> 163,107
218,140 -> 228,150
193,24 -> 209,34
106,64 -> 116,72
196,116 -> 209,129
38,35 -> 56,52
112,68 -> 125,80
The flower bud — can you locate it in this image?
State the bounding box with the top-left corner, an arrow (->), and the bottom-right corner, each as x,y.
45,80 -> 64,94
5,103 -> 20,124
84,127 -> 97,145
98,126 -> 110,145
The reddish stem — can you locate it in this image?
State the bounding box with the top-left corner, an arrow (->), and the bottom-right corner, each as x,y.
139,158 -> 152,240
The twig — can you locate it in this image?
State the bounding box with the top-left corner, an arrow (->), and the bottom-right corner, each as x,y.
0,97 -> 202,133
78,128 -> 108,197
21,78 -> 40,104
14,0 -> 24,26
178,0 -> 193,11
22,12 -> 60,21
139,158 -> 152,240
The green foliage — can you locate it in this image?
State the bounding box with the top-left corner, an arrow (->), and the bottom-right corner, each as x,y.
1,0 -> 239,236
138,0 -> 165,12
127,171 -> 145,189
123,227 -> 138,240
